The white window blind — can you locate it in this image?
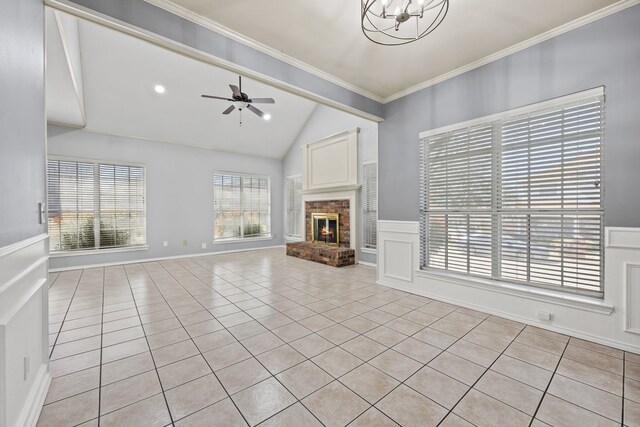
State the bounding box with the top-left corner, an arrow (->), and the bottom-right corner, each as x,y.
286,176 -> 302,238
420,90 -> 604,296
363,162 -> 378,249
47,159 -> 146,252
214,173 -> 271,240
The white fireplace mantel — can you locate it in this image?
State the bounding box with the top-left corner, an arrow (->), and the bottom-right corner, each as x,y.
300,128 -> 361,261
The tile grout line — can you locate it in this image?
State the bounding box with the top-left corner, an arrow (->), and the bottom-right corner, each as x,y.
179,256 -> 465,425
97,267 -> 106,427
139,261 -> 254,427
622,351 -> 626,426
41,251 -> 636,427
121,264 -> 177,425
162,259 -> 329,426
48,270 -> 84,359
180,257 -> 504,425
164,258 -> 329,427
527,337 -> 570,426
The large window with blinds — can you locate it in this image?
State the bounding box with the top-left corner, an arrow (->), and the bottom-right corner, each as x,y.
47,158 -> 146,253
213,173 -> 271,240
362,162 -> 378,250
285,175 -> 302,238
420,88 -> 604,296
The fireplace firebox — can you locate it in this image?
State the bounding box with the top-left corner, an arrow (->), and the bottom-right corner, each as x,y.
311,213 -> 339,246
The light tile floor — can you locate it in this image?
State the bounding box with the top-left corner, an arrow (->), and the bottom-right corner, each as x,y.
39,249 -> 639,426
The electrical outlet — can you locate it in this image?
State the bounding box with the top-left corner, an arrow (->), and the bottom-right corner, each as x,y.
163,241 -> 168,247
24,353 -> 30,381
537,311 -> 553,321
202,243 -> 207,249
182,240 -> 188,247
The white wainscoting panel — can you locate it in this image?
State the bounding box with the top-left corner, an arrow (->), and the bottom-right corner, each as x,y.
302,128 -> 359,192
382,240 -> 413,281
607,227 -> 640,249
378,221 -> 419,285
625,263 -> 640,334
377,222 -> 640,353
0,234 -> 50,427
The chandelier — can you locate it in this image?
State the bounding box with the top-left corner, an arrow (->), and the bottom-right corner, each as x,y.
361,0 -> 449,46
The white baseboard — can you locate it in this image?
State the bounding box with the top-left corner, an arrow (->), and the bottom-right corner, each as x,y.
358,261 -> 377,268
18,366 -> 50,427
49,245 -> 285,272
378,278 -> 640,354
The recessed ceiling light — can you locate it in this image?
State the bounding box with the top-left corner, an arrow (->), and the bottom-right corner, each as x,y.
154,85 -> 165,94
263,114 -> 271,121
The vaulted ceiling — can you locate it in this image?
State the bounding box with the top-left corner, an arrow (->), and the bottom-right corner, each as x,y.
150,0 -> 623,100
46,9 -> 319,159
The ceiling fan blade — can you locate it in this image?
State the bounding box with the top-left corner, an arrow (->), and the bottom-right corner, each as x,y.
247,104 -> 264,118
222,105 -> 236,115
249,98 -> 275,104
201,94 -> 233,101
229,84 -> 241,98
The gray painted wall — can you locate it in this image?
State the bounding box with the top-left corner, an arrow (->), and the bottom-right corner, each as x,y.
379,5 -> 640,227
67,0 -> 383,119
282,105 -> 379,264
0,0 -> 46,247
48,125 -> 284,269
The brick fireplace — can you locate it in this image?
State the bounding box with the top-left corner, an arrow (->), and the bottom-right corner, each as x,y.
286,127 -> 361,266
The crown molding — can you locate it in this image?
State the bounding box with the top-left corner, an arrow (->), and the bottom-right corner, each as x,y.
143,0 -> 385,104
382,0 -> 640,103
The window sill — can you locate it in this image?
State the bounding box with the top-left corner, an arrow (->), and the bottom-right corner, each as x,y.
50,245 -> 149,258
213,236 -> 274,245
416,269 -> 613,315
361,247 -> 377,254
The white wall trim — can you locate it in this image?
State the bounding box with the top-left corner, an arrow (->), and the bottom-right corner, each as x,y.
383,0 -> 640,103
52,9 -> 86,127
358,261 -> 376,268
44,0 -> 384,124
606,227 -> 640,249
0,235 -> 49,427
0,234 -> 48,259
48,244 -> 285,272
16,366 -> 50,427
416,269 -> 613,316
624,262 -> 640,335
143,0 -> 385,104
377,220 -> 640,353
377,278 -> 640,354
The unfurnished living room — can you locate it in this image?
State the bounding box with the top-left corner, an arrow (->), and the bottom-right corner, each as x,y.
2,0 -> 640,426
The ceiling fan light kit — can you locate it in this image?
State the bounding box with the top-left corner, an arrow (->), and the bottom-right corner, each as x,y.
201,75 -> 275,126
361,0 -> 449,46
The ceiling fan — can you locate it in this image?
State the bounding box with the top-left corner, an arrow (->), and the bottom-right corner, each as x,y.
201,76 -> 275,126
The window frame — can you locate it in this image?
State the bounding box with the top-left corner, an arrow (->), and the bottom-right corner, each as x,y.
362,161 -> 378,252
285,174 -> 303,240
47,155 -> 148,255
419,87 -> 605,298
213,171 -> 272,243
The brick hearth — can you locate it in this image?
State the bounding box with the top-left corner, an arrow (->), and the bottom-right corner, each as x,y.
286,241 -> 355,267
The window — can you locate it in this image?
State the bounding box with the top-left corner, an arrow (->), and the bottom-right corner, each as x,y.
362,162 -> 377,249
286,175 -> 302,238
420,89 -> 604,296
47,158 -> 146,253
213,173 -> 271,240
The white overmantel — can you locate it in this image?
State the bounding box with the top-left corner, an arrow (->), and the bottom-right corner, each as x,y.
300,128 -> 361,260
